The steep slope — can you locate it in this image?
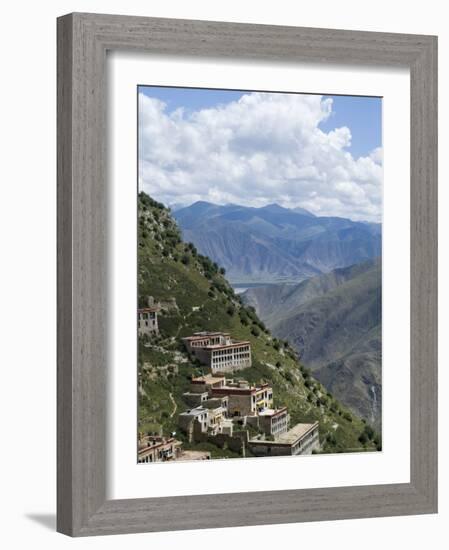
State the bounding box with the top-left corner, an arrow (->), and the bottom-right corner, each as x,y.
243,260 -> 382,429
174,201 -> 381,284
138,192 -> 380,456
244,260 -> 378,326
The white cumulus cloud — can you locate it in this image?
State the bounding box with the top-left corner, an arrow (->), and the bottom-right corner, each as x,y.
138,92 -> 382,222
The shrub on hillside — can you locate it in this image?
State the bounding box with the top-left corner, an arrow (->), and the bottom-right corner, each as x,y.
226,305 -> 236,316
358,432 -> 368,445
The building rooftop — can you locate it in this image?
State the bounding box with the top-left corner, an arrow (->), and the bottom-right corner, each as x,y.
211,382 -> 272,395
276,422 -> 318,444
183,331 -> 230,341
179,406 -> 209,417
258,407 -> 288,417
191,374 -> 226,385
138,306 -> 160,313
203,340 -> 251,350
137,436 -> 180,454
208,406 -> 227,415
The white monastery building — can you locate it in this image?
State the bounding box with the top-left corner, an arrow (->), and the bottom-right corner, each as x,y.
182,331 -> 252,373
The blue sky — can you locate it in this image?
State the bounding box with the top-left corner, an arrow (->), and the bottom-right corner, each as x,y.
138,86 -> 383,221
139,86 -> 382,160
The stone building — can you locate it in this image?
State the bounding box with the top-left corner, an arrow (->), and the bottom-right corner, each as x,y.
182,331 -> 251,373
210,380 -> 273,417
257,407 -> 290,437
178,407 -> 210,436
178,402 -> 232,441
248,421 -> 320,457
207,406 -> 227,436
137,435 -> 181,463
182,391 -> 209,408
204,395 -> 229,412
190,374 -> 226,393
137,296 -> 160,336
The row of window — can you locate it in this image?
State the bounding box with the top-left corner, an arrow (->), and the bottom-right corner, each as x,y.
212,346 -> 249,356
212,355 -> 251,365
138,312 -> 156,320
139,319 -> 157,327
191,340 -> 209,347
272,415 -> 288,426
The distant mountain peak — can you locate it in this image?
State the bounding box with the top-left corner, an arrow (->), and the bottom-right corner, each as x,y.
292,206 -> 315,217
174,200 -> 381,283
260,203 -> 315,217
261,203 -> 287,212
190,200 -> 217,208
176,200 -> 218,215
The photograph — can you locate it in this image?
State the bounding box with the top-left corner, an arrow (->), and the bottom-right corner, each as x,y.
0,2 -> 440,543
137,85 -> 383,463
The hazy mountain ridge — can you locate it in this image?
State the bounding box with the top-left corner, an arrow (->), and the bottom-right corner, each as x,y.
242,259 -> 382,428
174,202 -> 381,284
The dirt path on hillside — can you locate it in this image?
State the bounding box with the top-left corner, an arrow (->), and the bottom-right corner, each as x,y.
169,392 -> 177,418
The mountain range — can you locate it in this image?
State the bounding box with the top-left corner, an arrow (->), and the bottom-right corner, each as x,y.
138,192 -> 380,455
242,259 -> 382,429
174,201 -> 381,284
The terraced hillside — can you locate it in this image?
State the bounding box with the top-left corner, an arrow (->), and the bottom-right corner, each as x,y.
138,192 -> 380,457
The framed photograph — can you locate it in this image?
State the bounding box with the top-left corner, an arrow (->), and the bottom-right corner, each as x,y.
57,13 -> 437,536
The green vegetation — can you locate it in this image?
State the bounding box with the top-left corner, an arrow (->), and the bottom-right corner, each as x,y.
137,191 -> 378,457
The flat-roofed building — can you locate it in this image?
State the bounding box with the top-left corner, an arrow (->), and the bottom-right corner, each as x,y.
182,391 -> 209,408
138,296 -> 160,336
258,407 -> 290,437
178,404 -> 229,439
183,332 -> 251,373
190,373 -> 226,394
221,419 -> 234,436
248,421 -> 319,457
178,407 -> 209,435
210,381 -> 273,417
137,435 -> 181,463
254,384 -> 274,413
204,395 -> 229,413
207,406 -> 227,435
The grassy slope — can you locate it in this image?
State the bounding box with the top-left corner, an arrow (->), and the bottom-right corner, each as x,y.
271,262 -> 381,367
245,261 -> 382,429
244,259 -> 379,326
138,192 -> 380,455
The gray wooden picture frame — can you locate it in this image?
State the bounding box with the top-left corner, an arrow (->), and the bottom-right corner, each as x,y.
57,12 -> 438,537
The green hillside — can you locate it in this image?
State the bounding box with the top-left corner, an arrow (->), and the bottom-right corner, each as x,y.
138,191 -> 380,456
243,260 -> 382,430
